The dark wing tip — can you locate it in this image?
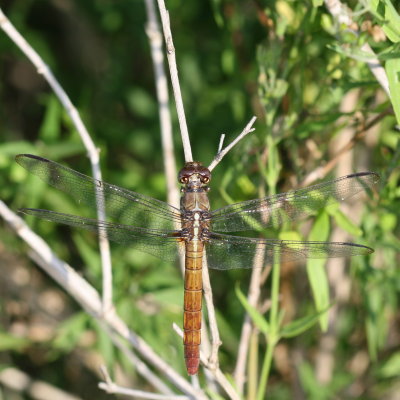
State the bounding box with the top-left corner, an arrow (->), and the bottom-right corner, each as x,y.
340,241 -> 375,255
15,154 -> 50,165
345,171 -> 380,184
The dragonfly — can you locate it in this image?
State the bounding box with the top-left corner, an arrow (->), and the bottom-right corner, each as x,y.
15,154 -> 379,375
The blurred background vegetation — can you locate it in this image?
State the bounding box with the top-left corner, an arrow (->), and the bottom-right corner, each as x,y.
0,0 -> 399,399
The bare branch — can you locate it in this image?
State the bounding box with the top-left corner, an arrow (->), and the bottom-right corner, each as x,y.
156,0 -> 192,162
208,116 -> 257,172
202,255 -> 222,371
0,7 -> 113,312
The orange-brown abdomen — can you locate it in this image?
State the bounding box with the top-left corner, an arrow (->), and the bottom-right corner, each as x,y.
183,240 -> 203,375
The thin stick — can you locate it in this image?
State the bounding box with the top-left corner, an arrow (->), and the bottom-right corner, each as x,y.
0,201 -> 207,400
99,366 -> 188,400
324,0 -> 390,97
0,8 -> 113,313
156,0 -> 193,162
217,135 -> 226,153
202,254 -> 222,370
208,116 -> 257,172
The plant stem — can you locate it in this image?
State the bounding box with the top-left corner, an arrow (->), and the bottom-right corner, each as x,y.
256,338 -> 275,400
247,329 -> 259,400
256,253 -> 281,400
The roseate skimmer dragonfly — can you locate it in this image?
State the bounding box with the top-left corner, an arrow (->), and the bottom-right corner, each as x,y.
16,154 -> 379,375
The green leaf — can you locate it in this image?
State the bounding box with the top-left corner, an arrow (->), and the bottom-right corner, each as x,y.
312,0 -> 323,7
386,58 -> 400,125
280,304 -> 333,338
126,88 -> 156,118
279,230 -> 303,242
328,208 -> 363,236
0,332 -> 30,351
308,210 -> 330,242
236,284 -> 270,335
52,312 -> 88,352
39,95 -> 62,142
377,352 -> 400,378
368,0 -> 400,43
0,141 -> 38,158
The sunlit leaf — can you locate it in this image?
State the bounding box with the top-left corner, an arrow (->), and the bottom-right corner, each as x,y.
386,58 -> 400,125
281,304 -> 332,338
236,285 -> 270,335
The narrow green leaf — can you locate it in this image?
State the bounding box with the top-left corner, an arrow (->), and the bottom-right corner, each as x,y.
328,208 -> 363,236
312,0 -> 324,7
280,304 -> 333,338
377,353 -> 400,378
0,332 -> 30,351
39,96 -> 62,141
52,312 -> 88,352
236,284 -> 270,335
386,58 -> 400,125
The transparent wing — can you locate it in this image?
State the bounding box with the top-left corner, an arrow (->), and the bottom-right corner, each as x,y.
16,154 -> 181,231
210,172 -> 379,232
205,232 -> 373,270
20,209 -> 184,262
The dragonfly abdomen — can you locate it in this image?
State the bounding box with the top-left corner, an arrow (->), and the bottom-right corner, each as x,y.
183,239 -> 203,375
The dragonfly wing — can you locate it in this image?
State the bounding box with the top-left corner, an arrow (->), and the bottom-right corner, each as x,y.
16,154 -> 182,231
210,172 -> 379,232
20,208 -> 184,262
205,232 -> 373,270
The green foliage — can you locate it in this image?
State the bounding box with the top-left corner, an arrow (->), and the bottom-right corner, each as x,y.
0,331 -> 30,352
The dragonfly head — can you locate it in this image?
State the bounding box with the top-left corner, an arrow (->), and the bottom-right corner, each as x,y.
178,162 -> 211,189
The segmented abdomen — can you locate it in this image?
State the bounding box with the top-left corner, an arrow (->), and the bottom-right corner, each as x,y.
183,239 -> 203,375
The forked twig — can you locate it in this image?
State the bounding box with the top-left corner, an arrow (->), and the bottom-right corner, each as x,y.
208,116 -> 257,171
0,7 -> 113,313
